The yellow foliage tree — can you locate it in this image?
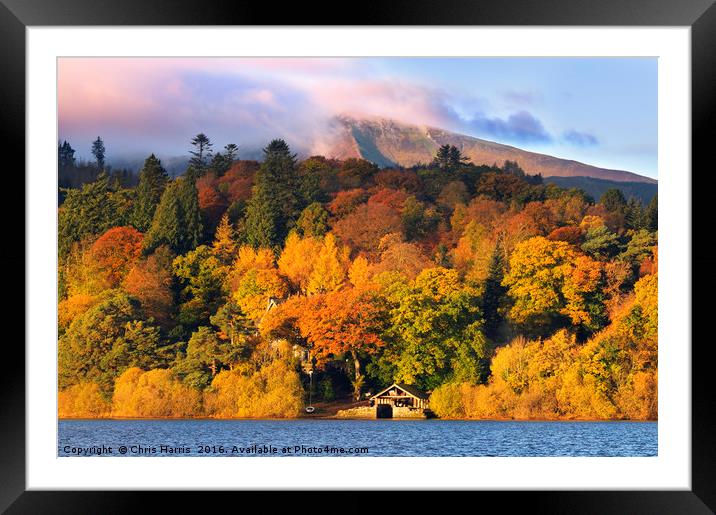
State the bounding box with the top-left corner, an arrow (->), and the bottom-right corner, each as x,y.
451,221 -> 496,282
306,233 -> 349,295
212,213 -> 237,265
348,255 -> 371,287
278,232 -> 321,292
58,382 -> 111,418
111,368 -> 202,418
229,245 -> 275,286
58,293 -> 98,330
579,214 -> 606,231
204,359 -> 302,418
233,268 -> 289,323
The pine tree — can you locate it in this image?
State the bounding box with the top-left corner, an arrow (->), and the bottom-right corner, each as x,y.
599,188 -> 627,214
224,143 -> 238,162
177,177 -> 203,252
212,213 -> 237,264
625,197 -> 645,230
434,144 -> 452,169
645,193 -> 658,231
244,139 -> 300,249
188,133 -> 213,176
91,137 -> 106,170
482,247 -> 507,341
433,144 -> 469,170
143,178 -> 203,254
58,140 -> 76,168
131,154 -> 169,232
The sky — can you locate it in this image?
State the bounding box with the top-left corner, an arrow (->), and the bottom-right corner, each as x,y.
58,57 -> 658,178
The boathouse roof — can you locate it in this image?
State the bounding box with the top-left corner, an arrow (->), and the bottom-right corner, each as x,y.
370,383 -> 429,401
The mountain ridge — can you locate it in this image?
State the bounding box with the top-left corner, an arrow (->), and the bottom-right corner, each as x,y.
327,115 -> 656,184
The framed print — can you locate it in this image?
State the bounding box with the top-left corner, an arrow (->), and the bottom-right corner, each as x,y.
2,0 -> 714,511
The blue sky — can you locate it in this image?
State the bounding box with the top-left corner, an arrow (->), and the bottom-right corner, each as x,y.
59,57 -> 657,178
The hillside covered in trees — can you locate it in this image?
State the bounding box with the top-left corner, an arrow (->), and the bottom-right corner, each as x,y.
57,135 -> 658,420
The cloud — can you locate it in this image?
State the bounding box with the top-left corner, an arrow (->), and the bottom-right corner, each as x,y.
465,111 -> 553,143
502,89 -> 541,106
562,130 -> 599,147
58,58 -> 556,158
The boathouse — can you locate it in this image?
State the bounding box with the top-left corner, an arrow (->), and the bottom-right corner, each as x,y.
369,383 -> 430,418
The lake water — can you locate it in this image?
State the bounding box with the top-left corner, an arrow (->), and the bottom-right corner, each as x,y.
58,419 -> 657,457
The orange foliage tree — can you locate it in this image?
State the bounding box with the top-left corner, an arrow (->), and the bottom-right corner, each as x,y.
263,286 -> 385,400
87,226 -> 143,288
123,245 -> 175,326
332,202 -> 402,257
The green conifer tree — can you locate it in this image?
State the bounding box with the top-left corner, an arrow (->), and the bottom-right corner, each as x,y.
244,139 -> 300,249
143,178 -> 203,254
131,154 -> 169,232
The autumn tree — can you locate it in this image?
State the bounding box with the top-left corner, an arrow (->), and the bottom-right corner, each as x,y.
384,268 -> 488,390
58,382 -> 110,418
272,287 -> 386,400
371,236 -> 432,280
233,268 -> 289,324
327,188 -> 369,218
278,232 -> 321,293
204,359 -> 302,418
503,236 -> 607,337
332,201 -> 402,257
84,226 -> 144,291
58,173 -> 133,259
112,368 -> 202,418
306,233 -> 349,295
211,213 -> 237,265
547,225 -> 584,245
196,174 -> 229,238
58,291 -> 166,395
123,245 -> 175,327
348,255 -> 372,287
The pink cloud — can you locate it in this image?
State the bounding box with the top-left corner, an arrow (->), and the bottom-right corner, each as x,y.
57,57 -> 466,157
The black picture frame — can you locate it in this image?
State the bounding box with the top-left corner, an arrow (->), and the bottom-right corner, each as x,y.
1,0 -> 713,512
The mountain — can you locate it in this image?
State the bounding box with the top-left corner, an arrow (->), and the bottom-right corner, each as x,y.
544,176 -> 657,204
327,115 -> 657,184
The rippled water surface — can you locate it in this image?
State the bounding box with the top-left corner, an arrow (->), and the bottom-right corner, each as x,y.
58,419 -> 657,457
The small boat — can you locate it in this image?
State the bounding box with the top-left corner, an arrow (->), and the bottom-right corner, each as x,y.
305,406 -> 315,414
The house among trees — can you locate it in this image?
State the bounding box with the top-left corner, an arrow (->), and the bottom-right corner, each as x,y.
370,383 -> 432,418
